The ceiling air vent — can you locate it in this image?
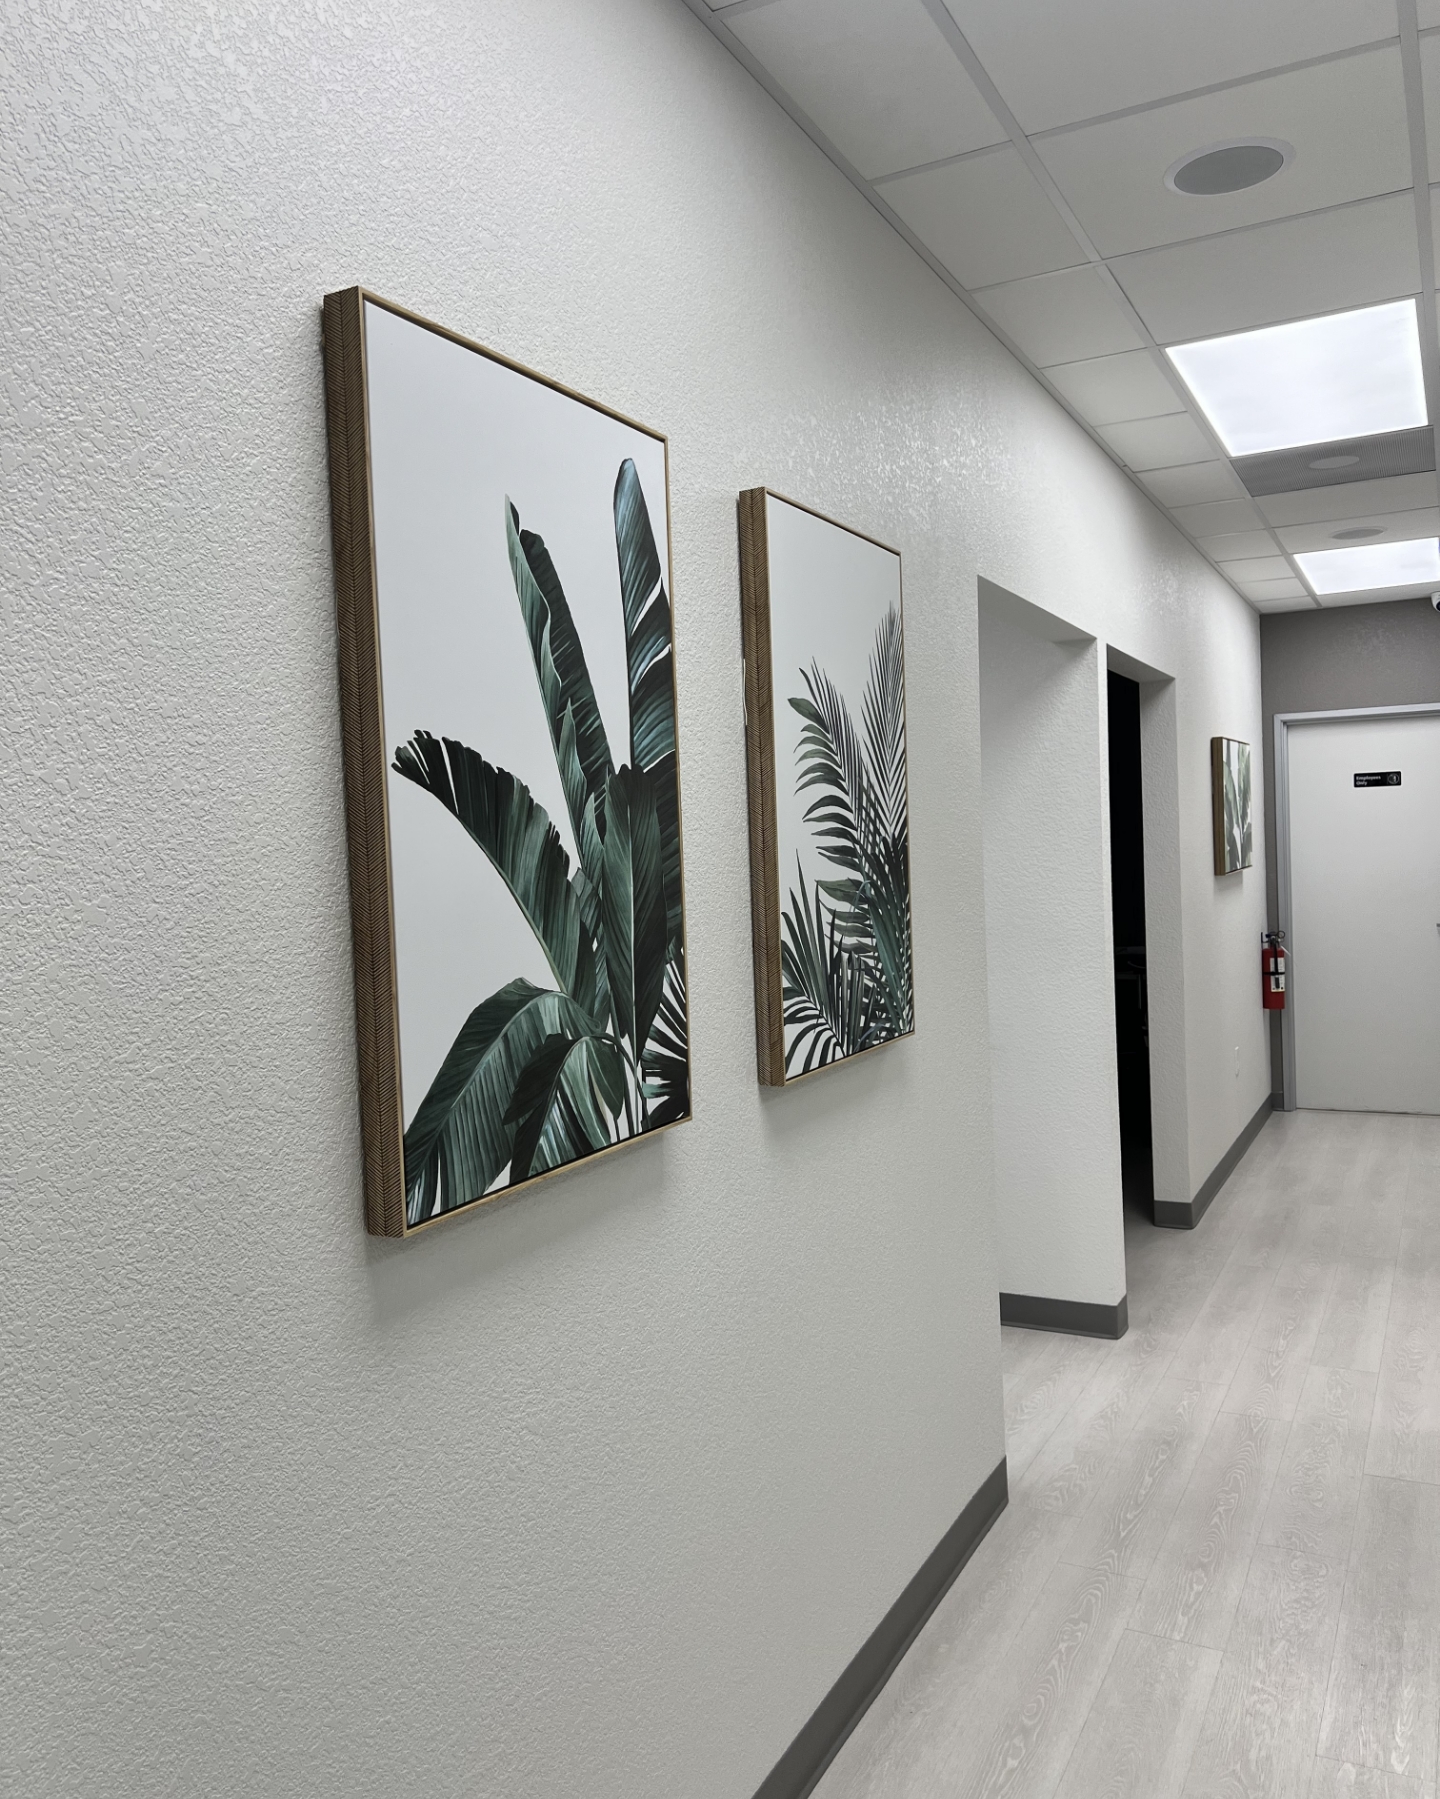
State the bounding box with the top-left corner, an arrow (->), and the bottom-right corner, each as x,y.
1232,426 -> 1435,498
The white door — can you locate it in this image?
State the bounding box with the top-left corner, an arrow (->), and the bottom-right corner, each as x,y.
1288,711 -> 1440,1113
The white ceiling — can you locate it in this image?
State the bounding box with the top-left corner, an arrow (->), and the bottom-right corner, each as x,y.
686,0 -> 1440,613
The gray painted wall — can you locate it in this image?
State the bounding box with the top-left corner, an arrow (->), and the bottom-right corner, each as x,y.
1260,598 -> 1440,1088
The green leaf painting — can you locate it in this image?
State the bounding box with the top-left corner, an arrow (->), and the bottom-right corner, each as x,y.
1215,736 -> 1253,874
779,605 -> 914,1075
393,459 -> 688,1224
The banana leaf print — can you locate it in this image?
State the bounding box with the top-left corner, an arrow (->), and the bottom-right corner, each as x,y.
1223,739 -> 1253,873
393,459 -> 688,1224
779,605 -> 913,1075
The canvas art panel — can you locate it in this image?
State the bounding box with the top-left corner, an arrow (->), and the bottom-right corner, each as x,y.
737,489 -> 914,1085
322,290 -> 690,1236
1212,735 -> 1253,875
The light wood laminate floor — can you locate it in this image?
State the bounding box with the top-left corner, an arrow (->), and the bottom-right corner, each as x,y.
817,1109 -> 1440,1799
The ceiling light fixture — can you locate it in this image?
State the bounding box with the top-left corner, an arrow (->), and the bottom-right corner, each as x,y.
1310,454 -> 1360,470
1294,537 -> 1440,596
1165,300 -> 1429,457
1165,138 -> 1292,196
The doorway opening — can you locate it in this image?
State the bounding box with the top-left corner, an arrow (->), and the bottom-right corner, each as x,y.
1108,671 -> 1154,1220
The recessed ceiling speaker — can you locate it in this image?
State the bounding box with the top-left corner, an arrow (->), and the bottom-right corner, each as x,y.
1332,525 -> 1386,541
1165,138 -> 1293,196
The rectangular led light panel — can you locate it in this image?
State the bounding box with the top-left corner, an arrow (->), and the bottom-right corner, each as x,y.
1166,301 -> 1428,458
1294,537 -> 1440,596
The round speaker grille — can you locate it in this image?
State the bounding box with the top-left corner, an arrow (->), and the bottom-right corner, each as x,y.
1166,140 -> 1291,195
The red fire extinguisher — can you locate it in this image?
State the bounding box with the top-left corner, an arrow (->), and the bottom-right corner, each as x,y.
1262,930 -> 1287,1010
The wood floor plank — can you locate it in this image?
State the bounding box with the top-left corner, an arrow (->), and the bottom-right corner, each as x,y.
1308,1756 -> 1434,1796
1405,1159 -> 1440,1227
1182,1544 -> 1348,1799
817,1497 -> 1083,1799
1168,1259 -> 1280,1391
1337,1200 -> 1405,1266
1227,1201 -> 1303,1272
945,1561 -> 1141,1799
1061,1379 -> 1227,1579
1126,1244 -> 1236,1342
1051,1630 -> 1221,1799
1129,1409 -> 1290,1648
1261,1365 -> 1376,1564
1005,1332 -> 1115,1478
1318,1475 -> 1440,1786
1002,1324 -> 1052,1381
1342,1142 -> 1414,1209
1366,1227 -> 1440,1484
1017,1320 -> 1184,1518
1313,1261 -> 1395,1375
1223,1273 -> 1335,1421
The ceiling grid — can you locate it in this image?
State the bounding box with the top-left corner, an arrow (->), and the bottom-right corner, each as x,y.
688,0 -> 1440,612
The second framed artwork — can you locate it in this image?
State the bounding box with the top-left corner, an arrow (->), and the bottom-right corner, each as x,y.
1211,735 -> 1254,875
738,489 -> 915,1085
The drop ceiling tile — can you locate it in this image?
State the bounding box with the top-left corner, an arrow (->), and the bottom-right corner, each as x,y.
1036,50 -> 1409,259
1258,471 -> 1440,524
1240,575 -> 1309,601
1423,2 -> 1440,25
1423,37 -> 1440,181
1275,506 -> 1440,553
1139,461 -> 1246,506
879,145 -> 1085,288
1252,594 -> 1319,612
1044,349 -> 1185,425
727,0 -> 1005,179
1111,194 -> 1422,343
1197,530 -> 1279,559
1430,186 -> 1440,277
1099,413 -> 1216,470
1316,586 -> 1435,606
972,265 -> 1147,365
1216,554 -> 1295,581
937,0 -> 1398,133
1171,498 -> 1266,535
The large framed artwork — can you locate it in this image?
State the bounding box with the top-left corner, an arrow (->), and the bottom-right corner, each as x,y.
737,489 -> 914,1085
1211,735 -> 1253,875
322,289 -> 690,1237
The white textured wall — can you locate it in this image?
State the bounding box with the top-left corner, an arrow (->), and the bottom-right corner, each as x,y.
977,552 -> 1269,1301
980,598 -> 1127,1308
2,2 -> 1263,1794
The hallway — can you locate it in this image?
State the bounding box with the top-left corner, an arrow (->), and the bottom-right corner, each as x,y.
819,1110 -> 1440,1799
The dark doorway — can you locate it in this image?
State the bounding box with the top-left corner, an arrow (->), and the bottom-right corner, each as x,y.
1108,671 -> 1153,1221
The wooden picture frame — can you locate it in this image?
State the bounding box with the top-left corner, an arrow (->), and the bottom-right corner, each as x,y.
737,488 -> 914,1086
322,288 -> 691,1237
1211,735 -> 1254,876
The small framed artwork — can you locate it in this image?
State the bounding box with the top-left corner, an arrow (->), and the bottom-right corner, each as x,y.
1211,736 -> 1253,875
737,488 -> 915,1085
322,289 -> 690,1237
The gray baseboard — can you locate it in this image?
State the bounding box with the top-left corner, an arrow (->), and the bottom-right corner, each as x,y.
752,1458 -> 1009,1799
998,1291 -> 1128,1339
1154,1093 -> 1274,1231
